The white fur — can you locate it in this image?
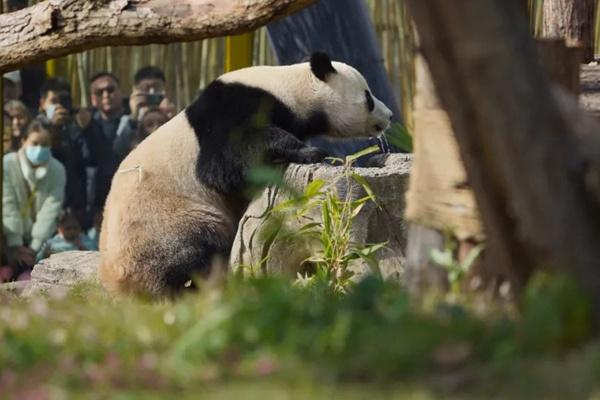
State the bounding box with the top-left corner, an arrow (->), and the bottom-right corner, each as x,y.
219,61 -> 392,137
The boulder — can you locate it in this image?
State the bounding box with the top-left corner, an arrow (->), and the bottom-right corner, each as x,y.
230,154 -> 413,280
22,251 -> 100,297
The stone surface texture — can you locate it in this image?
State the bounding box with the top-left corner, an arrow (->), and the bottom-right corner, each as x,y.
230,154 -> 412,280
22,251 -> 100,297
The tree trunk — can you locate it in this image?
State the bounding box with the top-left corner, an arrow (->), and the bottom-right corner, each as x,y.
0,0 -> 317,73
406,0 -> 600,322
542,0 -> 595,62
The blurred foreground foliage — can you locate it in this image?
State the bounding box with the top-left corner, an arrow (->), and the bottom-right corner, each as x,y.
1,272 -> 599,398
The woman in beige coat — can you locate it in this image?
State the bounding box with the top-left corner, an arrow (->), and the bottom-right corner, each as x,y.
2,120 -> 65,278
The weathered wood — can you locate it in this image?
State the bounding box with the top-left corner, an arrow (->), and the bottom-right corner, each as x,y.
0,0 -> 317,73
404,54 -> 484,294
406,0 -> 600,320
580,64 -> 600,119
535,38 -> 582,95
405,54 -> 484,241
542,0 -> 595,62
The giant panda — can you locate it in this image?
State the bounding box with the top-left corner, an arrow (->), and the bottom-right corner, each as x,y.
98,52 -> 393,299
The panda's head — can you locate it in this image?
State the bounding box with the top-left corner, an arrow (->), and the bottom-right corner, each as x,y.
309,52 -> 393,138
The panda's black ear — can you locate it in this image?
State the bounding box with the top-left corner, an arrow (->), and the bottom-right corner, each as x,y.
310,52 -> 337,81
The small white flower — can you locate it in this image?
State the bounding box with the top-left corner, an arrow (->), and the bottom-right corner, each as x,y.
163,311 -> 176,325
51,329 -> 67,346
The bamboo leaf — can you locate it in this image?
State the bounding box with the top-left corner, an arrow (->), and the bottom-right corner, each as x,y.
385,123 -> 413,152
346,145 -> 380,163
461,243 -> 485,272
359,241 -> 388,256
304,179 -> 326,197
351,174 -> 376,202
430,248 -> 455,269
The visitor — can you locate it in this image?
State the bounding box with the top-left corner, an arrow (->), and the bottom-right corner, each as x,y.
2,119 -> 66,279
38,77 -> 92,227
36,210 -> 97,262
127,66 -> 177,130
129,108 -> 169,151
4,100 -> 32,153
86,208 -> 103,250
87,71 -> 134,209
3,71 -> 22,105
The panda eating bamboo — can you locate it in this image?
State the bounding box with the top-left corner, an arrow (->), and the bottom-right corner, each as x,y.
98,52 -> 393,299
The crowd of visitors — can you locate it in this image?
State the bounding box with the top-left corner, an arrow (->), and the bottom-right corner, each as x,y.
1,66 -> 175,281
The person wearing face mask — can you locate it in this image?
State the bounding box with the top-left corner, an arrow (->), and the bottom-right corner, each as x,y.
2,120 -> 66,278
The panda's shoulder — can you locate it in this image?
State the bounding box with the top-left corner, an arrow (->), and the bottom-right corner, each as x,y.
185,79 -> 284,125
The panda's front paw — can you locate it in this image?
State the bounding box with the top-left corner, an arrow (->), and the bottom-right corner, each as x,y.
365,153 -> 389,168
296,147 -> 328,164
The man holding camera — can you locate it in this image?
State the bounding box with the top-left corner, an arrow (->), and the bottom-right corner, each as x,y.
86,67 -> 175,210
128,66 -> 176,125
37,77 -> 92,228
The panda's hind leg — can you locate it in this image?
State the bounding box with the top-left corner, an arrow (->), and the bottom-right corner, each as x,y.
107,192 -> 235,299
130,223 -> 232,299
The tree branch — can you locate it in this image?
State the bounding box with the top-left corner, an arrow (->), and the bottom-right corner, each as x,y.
0,0 -> 317,73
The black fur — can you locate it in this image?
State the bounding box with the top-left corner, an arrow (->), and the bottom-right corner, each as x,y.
365,90 -> 375,112
310,52 -> 337,81
131,215 -> 232,298
185,80 -> 331,195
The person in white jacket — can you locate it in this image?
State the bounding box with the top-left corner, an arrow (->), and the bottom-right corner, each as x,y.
3,119 -> 66,275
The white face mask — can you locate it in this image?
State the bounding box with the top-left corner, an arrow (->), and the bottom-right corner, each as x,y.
25,145 -> 51,166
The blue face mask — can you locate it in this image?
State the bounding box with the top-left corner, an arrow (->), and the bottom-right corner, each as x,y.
25,145 -> 51,166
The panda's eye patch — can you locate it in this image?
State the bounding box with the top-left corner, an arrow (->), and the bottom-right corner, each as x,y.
365,90 -> 375,112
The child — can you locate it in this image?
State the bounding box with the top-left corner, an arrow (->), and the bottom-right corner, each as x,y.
36,211 -> 97,262
129,108 -> 168,151
86,208 -> 103,250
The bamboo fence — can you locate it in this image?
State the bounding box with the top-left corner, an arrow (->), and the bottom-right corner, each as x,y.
39,0 -> 413,126
10,0 -> 600,127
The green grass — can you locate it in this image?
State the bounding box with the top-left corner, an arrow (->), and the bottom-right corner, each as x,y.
1,274 -> 599,398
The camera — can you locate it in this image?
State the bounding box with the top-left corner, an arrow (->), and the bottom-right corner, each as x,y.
57,91 -> 73,111
146,93 -> 164,107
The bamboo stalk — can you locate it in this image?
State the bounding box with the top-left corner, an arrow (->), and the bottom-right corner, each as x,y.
77,52 -> 89,108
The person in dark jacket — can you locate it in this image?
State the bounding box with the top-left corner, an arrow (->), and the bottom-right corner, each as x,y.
87,72 -> 135,209
37,77 -> 93,228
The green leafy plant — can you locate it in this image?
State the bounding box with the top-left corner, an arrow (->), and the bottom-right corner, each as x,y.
430,236 -> 485,294
385,123 -> 413,153
262,146 -> 388,293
